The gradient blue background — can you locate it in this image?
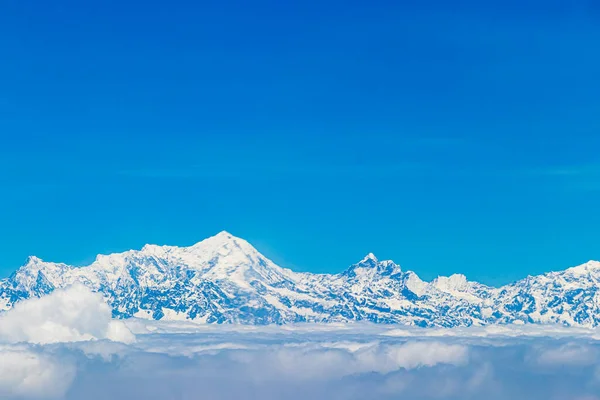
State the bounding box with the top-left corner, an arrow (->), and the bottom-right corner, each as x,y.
1,0 -> 599,284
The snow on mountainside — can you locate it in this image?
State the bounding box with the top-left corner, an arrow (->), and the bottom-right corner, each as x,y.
1,231 -> 600,327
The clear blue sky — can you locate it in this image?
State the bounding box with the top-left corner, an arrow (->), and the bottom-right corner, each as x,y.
1,0 -> 599,285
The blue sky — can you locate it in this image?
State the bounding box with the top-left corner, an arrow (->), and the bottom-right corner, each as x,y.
1,0 -> 599,284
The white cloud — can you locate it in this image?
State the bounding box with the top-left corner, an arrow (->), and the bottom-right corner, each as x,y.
0,285 -> 135,345
533,343 -> 599,367
2,292 -> 600,399
385,341 -> 468,369
0,345 -> 76,399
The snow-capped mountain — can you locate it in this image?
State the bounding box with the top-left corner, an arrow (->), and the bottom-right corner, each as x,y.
1,231 -> 600,327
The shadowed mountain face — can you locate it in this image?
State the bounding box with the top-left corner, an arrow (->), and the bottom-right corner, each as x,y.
2,231 -> 600,327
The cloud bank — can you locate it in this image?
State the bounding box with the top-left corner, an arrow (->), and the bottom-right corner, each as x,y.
1,286 -> 600,399
0,284 -> 135,345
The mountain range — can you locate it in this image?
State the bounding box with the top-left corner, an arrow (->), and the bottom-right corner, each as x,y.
2,231 -> 600,327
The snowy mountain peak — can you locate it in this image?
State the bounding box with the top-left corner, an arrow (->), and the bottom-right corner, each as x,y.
24,255 -> 44,266
433,274 -> 469,291
15,256 -> 58,276
140,243 -> 168,253
190,230 -> 249,252
343,254 -> 402,280
200,230 -> 237,243
361,253 -> 378,263
587,260 -> 600,269
565,260 -> 600,275
216,230 -> 235,238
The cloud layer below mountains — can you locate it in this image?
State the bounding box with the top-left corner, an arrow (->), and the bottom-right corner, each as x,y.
0,284 -> 135,345
1,286 -> 600,400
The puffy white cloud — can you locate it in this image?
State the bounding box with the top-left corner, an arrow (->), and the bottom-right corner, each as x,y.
0,285 -> 135,345
384,341 -> 468,369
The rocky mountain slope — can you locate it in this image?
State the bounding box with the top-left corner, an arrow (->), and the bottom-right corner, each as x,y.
2,231 -> 599,327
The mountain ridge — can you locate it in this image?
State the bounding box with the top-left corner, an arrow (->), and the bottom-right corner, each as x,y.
2,231 -> 600,327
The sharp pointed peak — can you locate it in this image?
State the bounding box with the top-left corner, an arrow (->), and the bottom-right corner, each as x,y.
200,230 -> 240,242
360,253 -> 379,263
344,253 -> 402,277
208,230 -> 244,243
190,231 -> 258,254
188,231 -> 236,246
214,230 -> 236,239
352,253 -> 403,271
25,255 -> 43,265
14,256 -> 46,274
